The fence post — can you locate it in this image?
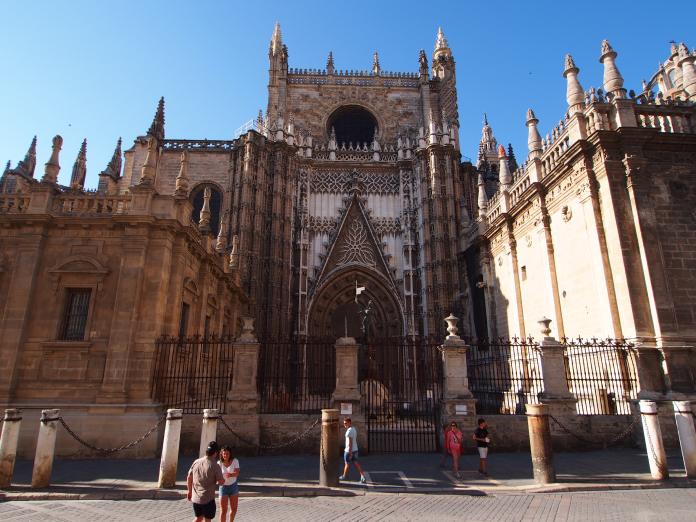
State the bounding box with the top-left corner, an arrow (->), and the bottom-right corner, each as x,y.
319,409 -> 339,487
225,317 -> 261,449
332,336 -> 361,414
440,314 -> 476,434
639,400 -> 669,480
158,408 -> 183,488
199,408 -> 219,458
31,409 -> 60,488
673,401 -> 696,478
0,409 -> 22,487
526,403 -> 556,484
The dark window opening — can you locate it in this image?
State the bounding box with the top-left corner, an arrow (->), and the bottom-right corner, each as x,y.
327,105 -> 378,147
191,185 -> 222,236
179,302 -> 190,338
60,288 -> 91,341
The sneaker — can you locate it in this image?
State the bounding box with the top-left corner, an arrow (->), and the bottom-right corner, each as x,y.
360,475 -> 367,484
339,475 -> 347,480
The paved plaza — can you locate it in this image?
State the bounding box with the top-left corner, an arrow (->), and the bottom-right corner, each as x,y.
2,488 -> 696,521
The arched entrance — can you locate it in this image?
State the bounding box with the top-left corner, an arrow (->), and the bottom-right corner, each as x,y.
307,266 -> 404,339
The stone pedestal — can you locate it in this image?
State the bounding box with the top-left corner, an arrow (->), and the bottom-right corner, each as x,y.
526,403 -> 556,484
227,317 -> 260,415
0,409 -> 22,487
332,337 -> 361,414
440,315 -> 476,435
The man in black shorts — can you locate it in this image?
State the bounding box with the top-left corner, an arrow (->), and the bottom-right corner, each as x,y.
187,440 -> 225,522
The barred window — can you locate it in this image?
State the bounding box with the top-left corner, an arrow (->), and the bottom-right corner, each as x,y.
59,288 -> 91,341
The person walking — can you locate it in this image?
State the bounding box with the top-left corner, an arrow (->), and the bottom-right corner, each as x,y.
339,418 -> 366,483
439,422 -> 452,468
187,441 -> 225,522
473,418 -> 490,476
218,445 -> 240,522
445,421 -> 463,478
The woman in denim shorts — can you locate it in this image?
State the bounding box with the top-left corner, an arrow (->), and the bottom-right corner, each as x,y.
218,446 -> 240,521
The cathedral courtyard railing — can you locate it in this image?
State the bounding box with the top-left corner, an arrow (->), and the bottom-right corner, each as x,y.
257,337 -> 336,414
562,337 -> 638,415
152,335 -> 236,414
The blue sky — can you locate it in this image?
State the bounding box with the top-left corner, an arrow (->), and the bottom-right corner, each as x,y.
1,1 -> 693,188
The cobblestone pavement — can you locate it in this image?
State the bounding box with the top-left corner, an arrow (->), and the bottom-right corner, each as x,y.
2,488 -> 696,521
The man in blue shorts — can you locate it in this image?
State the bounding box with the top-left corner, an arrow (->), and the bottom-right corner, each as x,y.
339,417 -> 367,483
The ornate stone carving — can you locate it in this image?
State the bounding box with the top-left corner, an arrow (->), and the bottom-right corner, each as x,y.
310,170 -> 399,194
337,221 -> 376,267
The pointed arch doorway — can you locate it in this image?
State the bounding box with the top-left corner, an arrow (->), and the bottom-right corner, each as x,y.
307,267 -> 404,340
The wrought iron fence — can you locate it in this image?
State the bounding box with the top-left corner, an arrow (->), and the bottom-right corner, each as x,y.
152,335 -> 235,414
563,337 -> 638,415
257,338 -> 336,414
467,337 -> 544,415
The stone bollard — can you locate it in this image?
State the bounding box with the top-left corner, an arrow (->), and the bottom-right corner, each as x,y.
199,409 -> 219,458
0,409 -> 22,487
158,408 -> 183,488
526,403 -> 556,484
639,400 -> 669,480
673,401 -> 696,478
31,409 -> 60,488
319,409 -> 339,487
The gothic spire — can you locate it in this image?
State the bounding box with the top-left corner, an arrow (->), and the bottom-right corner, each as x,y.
507,144 -> 518,171
418,49 -> 429,79
372,51 -> 380,75
526,108 -> 542,158
70,139 -> 87,189
600,39 -> 625,98
563,54 -> 585,113
3,161 -> 10,176
174,150 -> 189,196
498,144 -> 512,188
147,96 -> 165,142
13,135 -> 37,178
327,51 -> 335,74
42,135 -> 63,184
479,114 -> 497,153
100,137 -> 122,181
270,22 -> 283,56
435,27 -> 449,52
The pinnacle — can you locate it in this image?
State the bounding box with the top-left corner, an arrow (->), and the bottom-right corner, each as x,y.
497,144 -> 506,158
435,26 -> 449,51
147,97 -> 165,141
564,54 -> 578,73
526,108 -> 537,122
601,39 -> 615,57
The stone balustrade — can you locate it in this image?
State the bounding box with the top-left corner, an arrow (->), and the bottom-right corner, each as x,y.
52,194 -> 131,216
0,194 -> 31,214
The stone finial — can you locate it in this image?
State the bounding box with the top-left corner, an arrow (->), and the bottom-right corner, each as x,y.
100,137 -> 122,181
526,108 -> 542,157
372,51 -> 380,75
270,22 -> 283,55
216,212 -> 228,252
326,51 -> 335,74
198,186 -> 212,234
563,54 -> 585,111
671,41 -> 679,56
419,49 -> 429,78
12,136 -> 37,178
477,172 -> 488,216
42,135 -> 63,183
70,139 -> 87,190
498,144 -> 512,188
174,150 -> 189,197
228,235 -> 240,270
238,316 -> 257,343
147,97 -> 165,142
139,136 -> 158,186
444,313 -> 460,340
3,160 -> 10,175
538,316 -> 552,337
599,39 -> 625,98
256,110 -> 264,132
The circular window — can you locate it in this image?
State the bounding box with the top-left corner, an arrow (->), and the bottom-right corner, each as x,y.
327,105 -> 378,147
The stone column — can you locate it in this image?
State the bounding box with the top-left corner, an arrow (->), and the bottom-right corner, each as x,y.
537,317 -> 577,418
31,409 -> 60,488
526,403 -> 556,484
158,408 -> 183,488
440,315 -> 476,434
319,409 -> 339,487
0,409 -> 22,487
225,317 -> 260,448
639,400 -> 669,480
332,337 -> 361,414
199,408 -> 219,458
673,401 -> 696,478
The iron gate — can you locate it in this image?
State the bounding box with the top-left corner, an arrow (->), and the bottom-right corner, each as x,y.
360,337 -> 443,453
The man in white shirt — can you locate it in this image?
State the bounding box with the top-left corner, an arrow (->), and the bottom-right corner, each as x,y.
339,418 -> 367,483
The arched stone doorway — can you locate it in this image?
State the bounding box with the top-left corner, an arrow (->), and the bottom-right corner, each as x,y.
307,266 -> 404,340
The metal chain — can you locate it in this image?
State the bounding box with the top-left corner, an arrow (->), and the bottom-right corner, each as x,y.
57,414 -> 166,454
549,414 -> 638,448
219,416 -> 320,451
